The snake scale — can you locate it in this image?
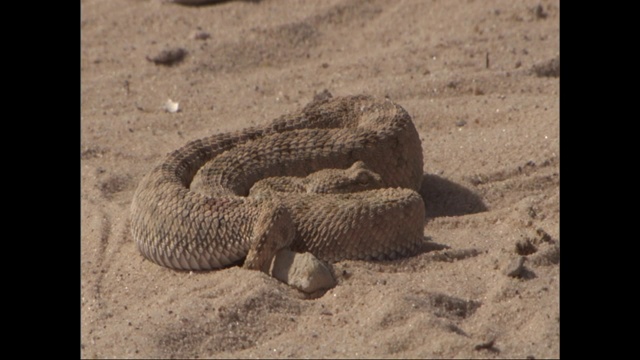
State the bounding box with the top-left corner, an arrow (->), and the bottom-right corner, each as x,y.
130,94 -> 426,271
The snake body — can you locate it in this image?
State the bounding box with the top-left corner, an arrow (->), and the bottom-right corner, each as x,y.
130,94 -> 425,271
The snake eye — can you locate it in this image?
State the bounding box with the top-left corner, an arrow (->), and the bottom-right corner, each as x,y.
355,172 -> 371,185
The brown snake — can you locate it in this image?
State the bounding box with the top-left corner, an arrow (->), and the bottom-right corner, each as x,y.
130,94 -> 425,271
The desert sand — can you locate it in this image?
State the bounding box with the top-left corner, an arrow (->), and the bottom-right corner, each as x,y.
80,0 -> 559,358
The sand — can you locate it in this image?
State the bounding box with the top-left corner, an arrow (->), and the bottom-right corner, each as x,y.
80,0 -> 559,358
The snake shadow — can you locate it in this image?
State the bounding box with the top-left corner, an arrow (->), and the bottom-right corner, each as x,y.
409,174 -> 488,255
419,173 -> 487,219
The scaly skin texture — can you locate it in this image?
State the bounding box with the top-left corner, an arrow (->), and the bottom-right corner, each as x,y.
248,161 -> 384,195
130,94 -> 425,271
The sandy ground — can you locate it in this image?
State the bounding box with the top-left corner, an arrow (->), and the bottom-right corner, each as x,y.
80,0 -> 559,358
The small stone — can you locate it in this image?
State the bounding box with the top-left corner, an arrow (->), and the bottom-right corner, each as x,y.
529,244 -> 560,266
270,249 -> 336,293
164,99 -> 180,113
531,55 -> 559,78
504,256 -> 526,278
515,238 -> 537,255
474,337 -> 498,352
191,31 -> 211,40
534,4 -> 548,19
146,48 -> 187,66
